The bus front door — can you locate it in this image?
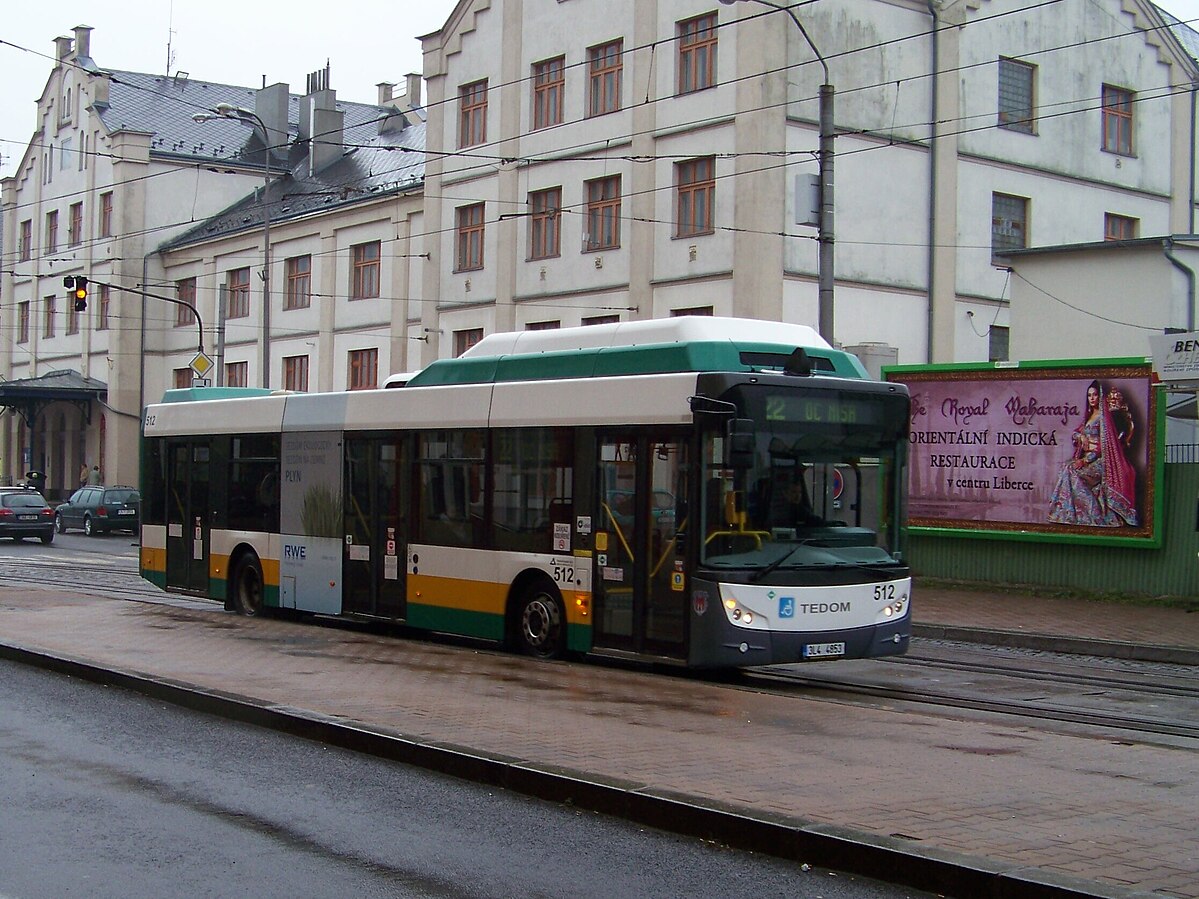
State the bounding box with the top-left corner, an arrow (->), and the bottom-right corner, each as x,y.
165,440 -> 210,594
343,437 -> 406,619
593,435 -> 689,659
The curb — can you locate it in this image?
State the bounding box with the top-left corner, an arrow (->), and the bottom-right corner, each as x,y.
913,624 -> 1199,666
0,639 -> 1156,899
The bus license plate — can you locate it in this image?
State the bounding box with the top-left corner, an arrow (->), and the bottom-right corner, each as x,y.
803,642 -> 845,659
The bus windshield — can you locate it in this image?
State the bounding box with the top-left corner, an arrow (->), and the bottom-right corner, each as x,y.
699,385 -> 908,573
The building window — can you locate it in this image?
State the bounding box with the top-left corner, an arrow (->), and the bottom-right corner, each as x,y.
174,368 -> 193,389
997,58 -> 1035,133
68,202 -> 83,247
44,296 -> 57,338
1104,213 -> 1139,241
348,348 -> 378,390
97,284 -> 110,331
46,211 -> 59,255
17,302 -> 30,343
676,157 -> 715,237
532,56 -> 565,130
99,192 -> 113,238
19,220 -> 32,262
678,13 -> 718,95
588,40 -> 623,117
991,193 -> 1029,257
350,242 -> 380,299
176,278 -> 197,327
1102,85 -> 1134,156
585,175 -> 621,251
285,255 -> 312,309
582,314 -> 620,326
227,268 -> 250,319
454,328 -> 483,357
456,203 -> 486,272
459,79 -> 488,148
529,187 -> 562,260
526,320 -> 561,330
283,355 -> 310,392
225,361 -> 248,388
672,306 -> 714,317
988,325 -> 1010,362
67,299 -> 80,336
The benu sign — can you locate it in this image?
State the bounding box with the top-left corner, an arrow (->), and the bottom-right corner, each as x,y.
1149,331 -> 1199,385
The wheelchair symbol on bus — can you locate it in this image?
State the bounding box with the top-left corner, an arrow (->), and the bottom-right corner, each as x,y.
779,596 -> 795,618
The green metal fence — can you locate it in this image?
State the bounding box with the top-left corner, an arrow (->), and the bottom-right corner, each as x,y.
909,463 -> 1199,599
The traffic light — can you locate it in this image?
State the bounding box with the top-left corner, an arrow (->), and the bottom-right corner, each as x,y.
64,275 -> 88,311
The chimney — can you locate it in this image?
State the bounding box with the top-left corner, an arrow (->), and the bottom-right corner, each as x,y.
54,36 -> 74,62
255,82 -> 290,163
309,102 -> 344,175
377,82 -> 394,106
404,73 -> 422,112
91,72 -> 111,109
72,25 -> 93,59
299,64 -> 333,141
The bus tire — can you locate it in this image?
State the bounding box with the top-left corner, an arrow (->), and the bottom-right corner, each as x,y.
230,552 -> 266,617
514,580 -> 566,660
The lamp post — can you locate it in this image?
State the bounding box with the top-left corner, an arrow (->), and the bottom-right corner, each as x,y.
193,103 -> 274,387
720,0 -> 834,345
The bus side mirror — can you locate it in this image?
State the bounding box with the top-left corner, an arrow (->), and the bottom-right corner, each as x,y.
726,419 -> 755,469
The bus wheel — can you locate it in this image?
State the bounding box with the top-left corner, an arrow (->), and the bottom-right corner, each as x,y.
230,553 -> 265,617
515,582 -> 566,660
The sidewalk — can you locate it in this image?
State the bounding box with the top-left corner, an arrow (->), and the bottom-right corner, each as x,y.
1,581 -> 1197,899
913,583 -> 1199,665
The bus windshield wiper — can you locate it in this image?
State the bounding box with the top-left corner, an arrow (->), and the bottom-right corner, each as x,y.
750,540 -> 811,582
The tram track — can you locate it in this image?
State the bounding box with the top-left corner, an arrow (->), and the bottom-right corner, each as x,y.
6,552 -> 1199,743
739,655 -> 1199,743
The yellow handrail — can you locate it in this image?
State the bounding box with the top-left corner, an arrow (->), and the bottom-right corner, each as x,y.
600,501 -> 636,562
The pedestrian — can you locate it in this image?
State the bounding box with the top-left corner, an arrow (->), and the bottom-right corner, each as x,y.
88,465 -> 101,485
79,463 -> 89,488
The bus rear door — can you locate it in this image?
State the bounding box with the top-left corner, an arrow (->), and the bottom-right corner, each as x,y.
343,436 -> 407,619
165,440 -> 210,594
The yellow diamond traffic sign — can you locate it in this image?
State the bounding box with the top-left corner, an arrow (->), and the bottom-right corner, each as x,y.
190,351 -> 214,378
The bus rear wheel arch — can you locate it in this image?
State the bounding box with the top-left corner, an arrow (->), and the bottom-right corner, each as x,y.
229,550 -> 265,617
510,576 -> 566,660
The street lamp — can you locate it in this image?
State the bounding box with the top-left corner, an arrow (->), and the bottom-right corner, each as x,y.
193,103 -> 274,388
720,0 -> 835,345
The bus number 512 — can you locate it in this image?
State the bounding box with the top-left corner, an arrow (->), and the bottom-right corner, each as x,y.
553,565 -> 575,586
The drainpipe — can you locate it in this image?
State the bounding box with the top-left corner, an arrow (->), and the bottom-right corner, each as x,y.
140,251 -> 150,419
925,0 -> 940,363
1164,238 -> 1196,332
1191,86 -> 1197,236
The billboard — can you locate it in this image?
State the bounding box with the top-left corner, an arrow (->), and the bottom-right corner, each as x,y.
886,361 -> 1159,544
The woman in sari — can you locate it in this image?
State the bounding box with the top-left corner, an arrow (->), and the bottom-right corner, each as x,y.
1048,381 -> 1138,527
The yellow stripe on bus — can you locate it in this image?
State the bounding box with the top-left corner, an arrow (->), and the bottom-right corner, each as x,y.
209,553 -> 280,587
410,573 -> 591,625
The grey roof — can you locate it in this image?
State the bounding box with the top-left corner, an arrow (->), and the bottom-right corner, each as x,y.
89,67 -> 426,251
160,118 -> 425,251
1155,5 -> 1199,66
0,369 -> 107,395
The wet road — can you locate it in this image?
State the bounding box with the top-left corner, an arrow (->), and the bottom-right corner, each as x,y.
0,661 -> 930,899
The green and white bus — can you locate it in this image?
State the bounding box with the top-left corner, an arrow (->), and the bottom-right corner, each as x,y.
140,317 -> 912,667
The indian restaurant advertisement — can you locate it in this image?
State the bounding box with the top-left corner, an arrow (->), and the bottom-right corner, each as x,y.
886,362 -> 1159,543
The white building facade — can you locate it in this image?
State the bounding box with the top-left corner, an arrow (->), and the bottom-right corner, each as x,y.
0,27 -> 424,495
414,0 -> 1199,366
